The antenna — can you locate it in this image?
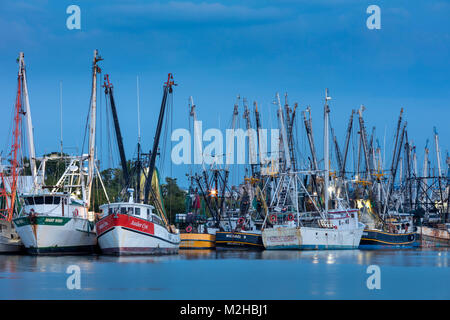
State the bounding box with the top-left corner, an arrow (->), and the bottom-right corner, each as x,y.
137,76 -> 141,143
60,80 -> 63,157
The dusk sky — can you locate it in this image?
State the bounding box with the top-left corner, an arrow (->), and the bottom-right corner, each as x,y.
0,0 -> 448,187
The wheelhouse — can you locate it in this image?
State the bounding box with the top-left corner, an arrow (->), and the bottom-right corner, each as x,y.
99,203 -> 164,226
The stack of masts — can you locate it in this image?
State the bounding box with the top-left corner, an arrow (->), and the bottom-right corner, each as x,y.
185,86 -> 448,230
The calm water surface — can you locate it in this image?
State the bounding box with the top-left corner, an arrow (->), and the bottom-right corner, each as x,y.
0,248 -> 448,299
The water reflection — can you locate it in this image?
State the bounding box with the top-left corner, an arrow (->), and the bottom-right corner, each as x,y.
0,248 -> 448,274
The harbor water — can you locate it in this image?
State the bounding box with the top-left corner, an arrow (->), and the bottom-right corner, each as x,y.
0,248 -> 448,300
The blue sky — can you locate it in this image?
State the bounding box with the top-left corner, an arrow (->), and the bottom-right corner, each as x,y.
0,0 -> 448,187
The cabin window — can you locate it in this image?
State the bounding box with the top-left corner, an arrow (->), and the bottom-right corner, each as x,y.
44,196 -> 54,204
108,207 -> 114,214
128,207 -> 134,215
147,209 -> 150,220
24,197 -> 34,205
135,208 -> 140,216
53,197 -> 61,205
153,215 -> 162,225
34,196 -> 44,205
120,207 -> 127,214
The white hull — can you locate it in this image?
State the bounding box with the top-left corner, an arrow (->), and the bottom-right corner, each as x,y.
263,223 -> 365,250
13,216 -> 97,254
98,225 -> 179,255
96,211 -> 180,255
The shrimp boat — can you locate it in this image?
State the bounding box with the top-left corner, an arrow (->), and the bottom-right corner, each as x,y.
176,211 -> 216,250
215,210 -> 264,250
262,202 -> 364,250
359,209 -> 416,248
95,73 -> 180,255
262,90 -> 365,250
14,181 -> 97,255
13,50 -> 104,254
97,192 -> 180,255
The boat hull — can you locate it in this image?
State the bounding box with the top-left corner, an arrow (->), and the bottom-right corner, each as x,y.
96,213 -> 180,255
262,225 -> 364,250
0,220 -> 23,253
416,226 -> 450,247
359,229 -> 417,249
180,233 -> 215,250
0,237 -> 23,253
215,231 -> 263,250
13,216 -> 97,255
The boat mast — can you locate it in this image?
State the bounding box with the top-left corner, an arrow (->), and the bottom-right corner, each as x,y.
19,52 -> 37,187
103,74 -> 130,189
86,49 -> 102,207
3,55 -> 25,221
324,89 -> 331,215
143,73 -> 175,204
136,76 -> 142,202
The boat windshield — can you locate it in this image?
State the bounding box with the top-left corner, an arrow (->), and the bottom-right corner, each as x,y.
23,195 -> 62,205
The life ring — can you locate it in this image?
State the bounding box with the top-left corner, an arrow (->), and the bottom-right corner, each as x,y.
186,225 -> 192,233
73,209 -> 79,218
270,214 -> 277,223
287,213 -> 294,221
237,217 -> 245,225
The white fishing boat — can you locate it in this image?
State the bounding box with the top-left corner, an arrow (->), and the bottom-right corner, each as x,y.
262,208 -> 364,250
13,50 -> 106,255
13,156 -> 99,254
262,90 -> 365,250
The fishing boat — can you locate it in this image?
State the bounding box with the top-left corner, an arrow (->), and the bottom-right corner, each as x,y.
14,186 -> 97,254
176,212 -> 216,250
358,210 -> 416,248
416,225 -> 450,247
215,230 -> 263,249
263,206 -> 364,250
262,90 -> 365,250
215,209 -> 264,250
13,50 -> 104,255
95,73 -> 180,255
97,195 -> 180,255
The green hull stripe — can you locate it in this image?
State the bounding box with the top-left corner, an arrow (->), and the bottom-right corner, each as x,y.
14,216 -> 71,227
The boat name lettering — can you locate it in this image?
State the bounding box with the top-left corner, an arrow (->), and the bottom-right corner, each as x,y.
44,218 -> 63,223
267,236 -> 296,242
131,220 -> 148,230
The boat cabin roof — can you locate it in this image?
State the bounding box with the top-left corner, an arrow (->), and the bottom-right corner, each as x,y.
21,192 -> 69,197
99,202 -> 155,210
